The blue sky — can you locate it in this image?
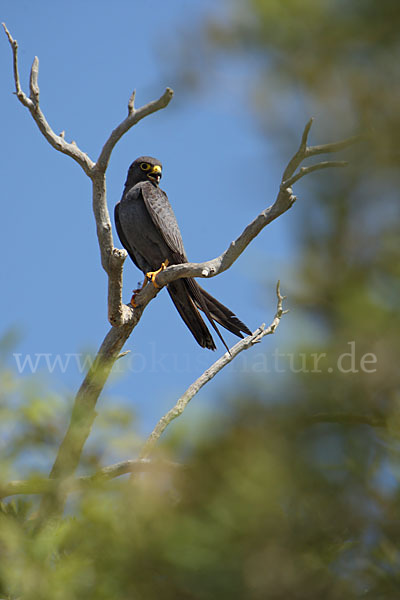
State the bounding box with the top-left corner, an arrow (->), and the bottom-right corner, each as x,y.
1,1 -> 303,465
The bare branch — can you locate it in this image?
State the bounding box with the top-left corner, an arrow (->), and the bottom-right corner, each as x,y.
128,89 -> 136,114
95,87 -> 174,173
2,23 -> 32,107
139,282 -> 287,459
2,23 -> 95,176
282,161 -> 348,188
85,457 -> 182,482
108,248 -> 131,326
300,117 -> 314,148
0,459 -> 181,499
282,117 -> 313,181
29,56 -> 39,103
281,118 -> 359,185
44,323 -> 137,482
92,176 -> 114,273
306,134 -> 361,157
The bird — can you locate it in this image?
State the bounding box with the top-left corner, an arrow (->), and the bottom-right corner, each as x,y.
114,156 -> 252,350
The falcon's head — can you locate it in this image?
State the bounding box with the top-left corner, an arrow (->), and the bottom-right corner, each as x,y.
124,156 -> 162,188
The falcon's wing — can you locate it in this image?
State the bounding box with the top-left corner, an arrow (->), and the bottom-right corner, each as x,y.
140,181 -> 187,262
114,200 -> 141,270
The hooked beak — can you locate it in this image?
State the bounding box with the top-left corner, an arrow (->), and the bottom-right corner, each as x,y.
148,165 -> 162,184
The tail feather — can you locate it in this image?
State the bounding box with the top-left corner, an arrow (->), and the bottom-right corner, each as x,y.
167,278 -> 251,351
167,281 -> 216,350
186,279 -> 231,352
195,285 -> 252,338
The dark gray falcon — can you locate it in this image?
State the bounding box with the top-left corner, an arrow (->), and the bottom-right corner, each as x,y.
114,156 -> 251,350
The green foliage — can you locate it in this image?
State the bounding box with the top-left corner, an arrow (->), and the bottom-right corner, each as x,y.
1,401 -> 400,598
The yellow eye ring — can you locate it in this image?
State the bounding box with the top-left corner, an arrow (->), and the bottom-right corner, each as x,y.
140,163 -> 151,171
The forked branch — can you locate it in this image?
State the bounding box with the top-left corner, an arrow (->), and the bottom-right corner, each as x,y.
2,23 -> 95,176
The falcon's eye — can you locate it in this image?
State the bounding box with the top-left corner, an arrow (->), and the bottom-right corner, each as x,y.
140,163 -> 151,171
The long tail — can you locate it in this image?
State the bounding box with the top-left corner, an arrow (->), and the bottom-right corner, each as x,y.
167,279 -> 251,351
195,284 -> 252,339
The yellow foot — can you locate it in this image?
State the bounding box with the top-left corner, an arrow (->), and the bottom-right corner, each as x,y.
146,259 -> 169,289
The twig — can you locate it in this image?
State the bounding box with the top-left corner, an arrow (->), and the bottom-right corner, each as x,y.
282,161 -> 348,188
0,459 -> 182,499
305,135 -> 361,157
2,22 -> 30,104
139,282 -> 288,459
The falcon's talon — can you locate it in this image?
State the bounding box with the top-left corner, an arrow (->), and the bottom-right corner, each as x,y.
146,259 -> 169,289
